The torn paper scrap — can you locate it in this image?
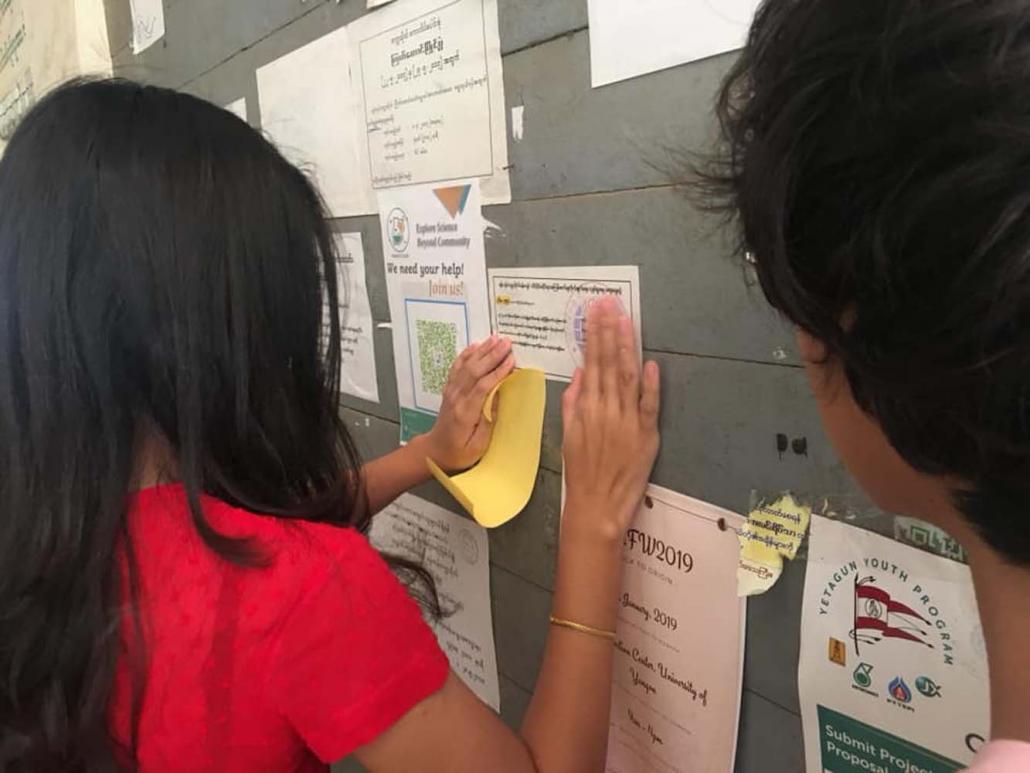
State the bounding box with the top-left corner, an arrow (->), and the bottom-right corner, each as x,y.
737,493 -> 811,596
224,98 -> 246,121
511,105 -> 525,142
428,368 -> 545,528
129,0 -> 165,54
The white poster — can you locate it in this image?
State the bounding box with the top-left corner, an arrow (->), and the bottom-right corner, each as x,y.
588,0 -> 760,88
800,516 -> 989,772
256,26 -> 376,217
370,493 -> 500,710
378,179 -> 490,442
129,0 -> 165,55
487,266 -> 642,382
349,0 -> 510,204
608,485 -> 745,773
330,233 -> 380,403
0,0 -> 34,143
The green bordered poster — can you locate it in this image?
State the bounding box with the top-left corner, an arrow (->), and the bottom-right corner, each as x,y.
377,179 -> 491,444
799,516 -> 989,772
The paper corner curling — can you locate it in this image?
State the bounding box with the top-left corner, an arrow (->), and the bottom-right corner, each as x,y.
427,368 -> 546,528
736,493 -> 811,597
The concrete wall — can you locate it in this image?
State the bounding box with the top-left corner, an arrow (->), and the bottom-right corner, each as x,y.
101,1 -> 873,768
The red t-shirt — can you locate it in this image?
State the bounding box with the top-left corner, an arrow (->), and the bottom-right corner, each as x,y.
108,484 -> 450,771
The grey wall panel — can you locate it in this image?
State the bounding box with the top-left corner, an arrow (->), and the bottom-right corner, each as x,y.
500,675 -> 533,729
110,0 -> 341,89
535,353 -> 861,515
744,559 -> 805,716
492,566 -> 552,692
503,30 -> 733,201
483,187 -> 796,365
644,352 -> 861,514
499,0 -> 587,54
734,691 -> 804,773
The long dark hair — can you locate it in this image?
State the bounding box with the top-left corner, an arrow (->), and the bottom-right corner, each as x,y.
0,79 -> 419,770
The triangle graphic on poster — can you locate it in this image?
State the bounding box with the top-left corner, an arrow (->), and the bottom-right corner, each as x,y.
433,184 -> 472,218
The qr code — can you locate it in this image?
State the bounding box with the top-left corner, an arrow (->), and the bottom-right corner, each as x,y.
416,319 -> 458,395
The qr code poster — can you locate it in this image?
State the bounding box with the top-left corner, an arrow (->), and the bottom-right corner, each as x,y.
404,299 -> 470,413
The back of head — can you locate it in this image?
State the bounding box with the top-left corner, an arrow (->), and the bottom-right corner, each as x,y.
0,79 -> 362,769
704,1 -> 1030,559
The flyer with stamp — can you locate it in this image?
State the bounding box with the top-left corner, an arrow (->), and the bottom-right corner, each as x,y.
606,484 -> 745,773
369,493 -> 499,710
799,516 -> 989,772
487,266 -> 642,381
378,179 -> 491,442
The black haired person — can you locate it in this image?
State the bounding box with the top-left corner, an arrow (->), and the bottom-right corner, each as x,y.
703,0 -> 1030,769
0,80 -> 660,771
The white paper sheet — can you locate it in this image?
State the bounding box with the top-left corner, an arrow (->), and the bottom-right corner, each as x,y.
224,97 -> 246,121
129,0 -> 165,55
369,493 -> 500,710
588,0 -> 760,88
0,0 -> 34,144
368,0 -> 396,7
378,179 -> 491,441
348,0 -> 510,205
607,484 -> 745,772
329,233 -> 380,403
487,265 -> 642,382
256,26 -> 376,217
799,516 -> 989,772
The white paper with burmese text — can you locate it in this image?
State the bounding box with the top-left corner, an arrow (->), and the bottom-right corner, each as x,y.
348,0 -> 510,204
330,233 -> 380,403
487,265 -> 642,382
370,493 -> 500,711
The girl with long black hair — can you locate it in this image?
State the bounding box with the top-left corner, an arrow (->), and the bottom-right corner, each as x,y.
0,79 -> 660,772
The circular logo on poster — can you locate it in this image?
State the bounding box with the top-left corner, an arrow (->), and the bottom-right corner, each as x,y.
387,207 -> 410,253
564,292 -> 627,369
864,598 -> 884,620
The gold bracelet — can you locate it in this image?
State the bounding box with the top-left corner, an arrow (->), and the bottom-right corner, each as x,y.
549,615 -> 616,641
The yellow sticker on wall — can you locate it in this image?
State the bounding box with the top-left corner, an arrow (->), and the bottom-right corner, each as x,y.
737,493 -> 811,596
427,368 -> 546,528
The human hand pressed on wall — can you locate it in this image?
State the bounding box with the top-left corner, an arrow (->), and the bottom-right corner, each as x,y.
422,336 -> 516,472
561,296 -> 661,542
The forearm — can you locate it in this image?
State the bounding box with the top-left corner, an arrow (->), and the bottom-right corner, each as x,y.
520,503 -> 624,773
361,434 -> 434,514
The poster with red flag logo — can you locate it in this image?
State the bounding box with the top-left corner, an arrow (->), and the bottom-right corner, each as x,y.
799,516 -> 989,772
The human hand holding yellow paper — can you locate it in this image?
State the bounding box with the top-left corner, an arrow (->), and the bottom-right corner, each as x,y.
422,335 -> 515,472
427,367 -> 546,528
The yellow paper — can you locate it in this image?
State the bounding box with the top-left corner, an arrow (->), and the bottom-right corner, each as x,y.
737,493 -> 811,597
427,368 -> 546,528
